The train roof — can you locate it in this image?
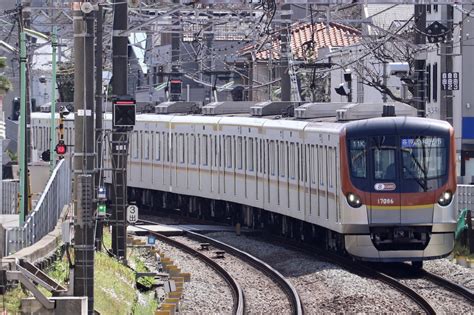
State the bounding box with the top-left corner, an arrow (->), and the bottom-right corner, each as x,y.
31,110 -> 452,137
344,116 -> 453,137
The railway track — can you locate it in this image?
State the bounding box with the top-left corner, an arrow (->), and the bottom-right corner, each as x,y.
133,222 -> 244,315
371,262 -> 474,313
258,235 -> 440,314
135,219 -> 303,315
420,269 -> 474,303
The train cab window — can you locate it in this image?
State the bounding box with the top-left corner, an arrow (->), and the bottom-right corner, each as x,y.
401,136 -> 447,180
349,139 -> 367,178
371,136 -> 397,180
373,148 -> 396,180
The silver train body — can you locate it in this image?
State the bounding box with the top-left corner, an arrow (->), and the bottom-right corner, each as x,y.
31,110 -> 457,262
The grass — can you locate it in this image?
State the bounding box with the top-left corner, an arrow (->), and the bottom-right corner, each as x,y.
1,227 -> 160,314
94,251 -> 137,315
133,255 -> 155,290
0,285 -> 28,313
452,241 -> 474,259
132,291 -> 159,315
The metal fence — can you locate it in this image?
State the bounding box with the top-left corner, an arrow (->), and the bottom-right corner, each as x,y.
4,159 -> 71,256
457,185 -> 474,213
0,180 -> 19,214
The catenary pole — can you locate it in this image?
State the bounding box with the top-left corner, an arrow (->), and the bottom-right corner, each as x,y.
111,0 -> 129,259
95,4 -> 104,251
73,1 -> 95,313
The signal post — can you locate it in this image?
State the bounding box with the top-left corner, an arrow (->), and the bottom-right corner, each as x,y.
111,0 -> 134,260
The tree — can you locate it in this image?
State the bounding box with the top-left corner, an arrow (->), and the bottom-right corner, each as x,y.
349,21 -> 419,105
0,57 -> 13,94
56,62 -> 74,102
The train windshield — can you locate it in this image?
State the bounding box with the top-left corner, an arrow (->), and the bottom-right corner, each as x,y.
400,136 -> 447,181
349,136 -> 448,192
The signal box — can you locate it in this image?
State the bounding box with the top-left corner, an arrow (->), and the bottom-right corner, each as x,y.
113,98 -> 136,128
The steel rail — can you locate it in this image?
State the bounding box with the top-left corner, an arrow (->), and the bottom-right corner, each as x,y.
133,223 -> 245,315
261,235 -> 436,314
137,219 -> 303,315
420,269 -> 474,303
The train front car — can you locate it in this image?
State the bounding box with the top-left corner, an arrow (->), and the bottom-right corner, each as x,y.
340,116 -> 457,265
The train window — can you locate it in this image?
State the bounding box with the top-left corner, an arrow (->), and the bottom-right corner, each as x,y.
144,132 -> 150,160
401,136 -> 447,180
226,136 -> 232,168
164,133 -> 169,162
328,147 -> 335,188
178,134 -> 185,164
132,132 -> 139,159
279,141 -> 286,178
290,143 -> 295,179
189,134 -> 196,165
154,132 -> 161,161
248,138 -> 254,171
301,144 -> 306,182
270,140 -> 275,176
202,135 -> 208,166
311,145 -> 316,184
214,136 -> 218,167
318,145 -> 325,185
349,139 -> 367,179
236,136 -> 243,170
373,148 -> 396,180
170,133 -> 174,163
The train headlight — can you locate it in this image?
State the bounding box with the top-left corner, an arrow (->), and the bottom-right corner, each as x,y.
346,193 -> 362,208
438,191 -> 453,206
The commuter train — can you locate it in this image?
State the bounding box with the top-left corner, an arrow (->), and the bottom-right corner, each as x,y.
31,102 -> 457,265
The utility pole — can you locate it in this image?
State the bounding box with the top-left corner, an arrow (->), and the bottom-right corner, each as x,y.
414,5 -> 426,116
18,30 -> 27,225
73,1 -> 95,313
111,0 -> 129,259
280,4 -> 291,101
441,5 -> 454,125
49,26 -> 57,172
95,4 -> 103,251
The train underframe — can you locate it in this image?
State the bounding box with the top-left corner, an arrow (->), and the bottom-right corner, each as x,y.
126,187 -> 452,267
127,187 -> 345,253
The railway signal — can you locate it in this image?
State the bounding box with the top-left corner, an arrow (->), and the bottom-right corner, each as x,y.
113,98 -> 136,128
55,140 -> 67,155
41,149 -> 50,162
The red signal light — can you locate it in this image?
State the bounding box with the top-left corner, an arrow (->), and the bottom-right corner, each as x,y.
55,141 -> 67,155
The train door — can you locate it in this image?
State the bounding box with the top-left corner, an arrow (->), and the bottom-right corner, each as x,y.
368,135 -> 401,225
327,146 -> 337,222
